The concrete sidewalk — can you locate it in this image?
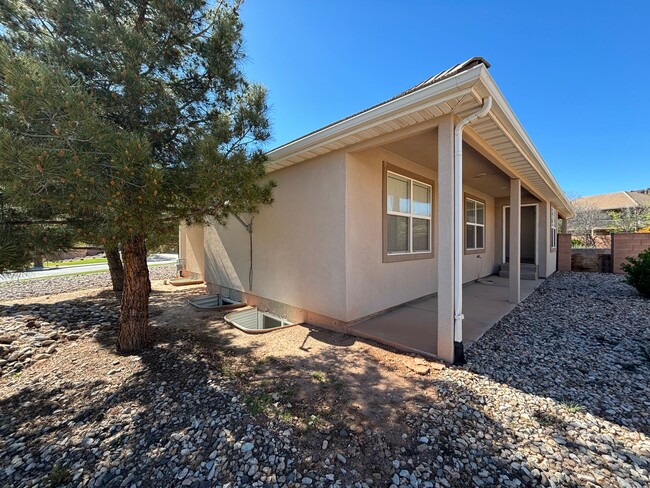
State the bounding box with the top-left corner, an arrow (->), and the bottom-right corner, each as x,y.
349,275 -> 541,357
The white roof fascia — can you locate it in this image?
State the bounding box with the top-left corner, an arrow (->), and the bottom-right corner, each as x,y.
267,65 -> 484,163
478,69 -> 574,218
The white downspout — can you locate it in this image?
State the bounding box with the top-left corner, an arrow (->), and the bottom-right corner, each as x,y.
453,96 -> 492,364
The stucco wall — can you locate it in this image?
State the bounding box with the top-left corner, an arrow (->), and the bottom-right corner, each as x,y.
461,193 -> 495,285
193,141 -> 559,325
203,151 -> 349,321
179,223 -> 205,279
344,146 -> 495,321
494,195 -> 557,278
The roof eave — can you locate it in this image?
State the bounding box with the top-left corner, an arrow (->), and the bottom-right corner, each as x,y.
477,70 -> 574,218
267,64 -> 485,163
265,63 -> 574,220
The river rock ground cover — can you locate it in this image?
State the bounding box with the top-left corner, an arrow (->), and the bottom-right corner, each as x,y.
0,271 -> 648,487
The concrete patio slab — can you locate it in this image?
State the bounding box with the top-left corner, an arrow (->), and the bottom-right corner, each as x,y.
348,275 -> 541,358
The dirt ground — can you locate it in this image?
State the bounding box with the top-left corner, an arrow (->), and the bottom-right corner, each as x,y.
2,279 -> 445,443
4,273 -> 649,487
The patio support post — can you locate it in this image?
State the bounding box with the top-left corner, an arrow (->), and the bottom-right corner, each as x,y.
561,217 -> 568,234
437,114 -> 455,363
509,178 -> 521,303
538,201 -> 550,278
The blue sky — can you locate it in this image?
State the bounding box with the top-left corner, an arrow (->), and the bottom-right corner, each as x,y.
239,1 -> 650,197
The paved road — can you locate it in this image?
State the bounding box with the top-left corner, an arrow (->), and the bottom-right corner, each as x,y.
0,254 -> 178,282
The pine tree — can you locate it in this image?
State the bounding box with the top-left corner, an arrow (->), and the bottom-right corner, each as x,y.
0,192 -> 75,273
0,1 -> 274,351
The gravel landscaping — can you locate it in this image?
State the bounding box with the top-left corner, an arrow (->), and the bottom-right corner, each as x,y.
0,265 -> 176,301
0,271 -> 648,487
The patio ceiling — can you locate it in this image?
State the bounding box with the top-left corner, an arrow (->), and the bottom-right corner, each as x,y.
266,62 -> 573,218
382,132 -> 525,199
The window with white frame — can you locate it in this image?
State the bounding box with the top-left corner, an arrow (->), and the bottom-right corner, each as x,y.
465,197 -> 485,251
550,207 -> 558,249
386,171 -> 432,255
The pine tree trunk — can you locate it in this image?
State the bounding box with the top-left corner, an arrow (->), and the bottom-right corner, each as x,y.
117,235 -> 151,352
105,245 -> 124,292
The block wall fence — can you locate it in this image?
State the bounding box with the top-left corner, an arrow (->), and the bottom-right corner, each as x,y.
557,234 -> 572,271
611,233 -> 650,274
557,233 -> 650,274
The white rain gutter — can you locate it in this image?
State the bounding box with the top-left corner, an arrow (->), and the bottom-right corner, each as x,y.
453,96 -> 492,364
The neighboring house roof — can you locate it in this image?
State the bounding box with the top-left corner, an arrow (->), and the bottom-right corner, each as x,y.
573,191 -> 650,211
631,191 -> 650,206
266,57 -> 574,219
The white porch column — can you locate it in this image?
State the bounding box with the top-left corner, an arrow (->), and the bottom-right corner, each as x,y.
509,178 -> 521,303
437,115 -> 455,362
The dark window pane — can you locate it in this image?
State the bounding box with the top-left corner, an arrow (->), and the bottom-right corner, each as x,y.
476,226 -> 484,249
387,215 -> 409,253
413,218 -> 430,252
466,224 -> 475,249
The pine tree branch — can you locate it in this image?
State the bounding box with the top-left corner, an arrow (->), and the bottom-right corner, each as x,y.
3,219 -> 70,225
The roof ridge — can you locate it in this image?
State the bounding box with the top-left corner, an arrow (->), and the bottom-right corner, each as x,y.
628,190 -> 650,205
624,191 -> 640,205
408,57 -> 491,93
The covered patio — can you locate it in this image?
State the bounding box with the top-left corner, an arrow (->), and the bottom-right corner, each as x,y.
349,275 -> 541,357
185,58 -> 574,366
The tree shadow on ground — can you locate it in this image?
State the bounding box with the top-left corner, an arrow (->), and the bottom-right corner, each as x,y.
1,287 -> 431,485
3,321 -> 646,487
0,321 -> 286,486
143,288 -> 649,486
2,277 -> 649,487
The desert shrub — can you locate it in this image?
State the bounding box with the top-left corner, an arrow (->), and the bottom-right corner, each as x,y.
49,464 -> 71,487
622,248 -> 650,298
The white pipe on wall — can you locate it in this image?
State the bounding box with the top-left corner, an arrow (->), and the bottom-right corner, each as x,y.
452,96 -> 492,363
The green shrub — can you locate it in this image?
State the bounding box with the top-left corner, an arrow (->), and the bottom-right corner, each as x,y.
622,248 -> 650,298
49,463 -> 71,487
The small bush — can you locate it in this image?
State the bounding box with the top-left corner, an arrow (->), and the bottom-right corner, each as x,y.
49,463 -> 71,487
622,248 -> 650,297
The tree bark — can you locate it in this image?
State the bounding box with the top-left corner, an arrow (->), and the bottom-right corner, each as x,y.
105,245 -> 125,292
117,235 -> 151,352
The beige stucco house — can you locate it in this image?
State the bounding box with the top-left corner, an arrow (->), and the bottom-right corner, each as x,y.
179,57 -> 573,364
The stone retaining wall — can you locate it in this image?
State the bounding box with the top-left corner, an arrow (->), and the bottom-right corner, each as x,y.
571,249 -> 612,273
